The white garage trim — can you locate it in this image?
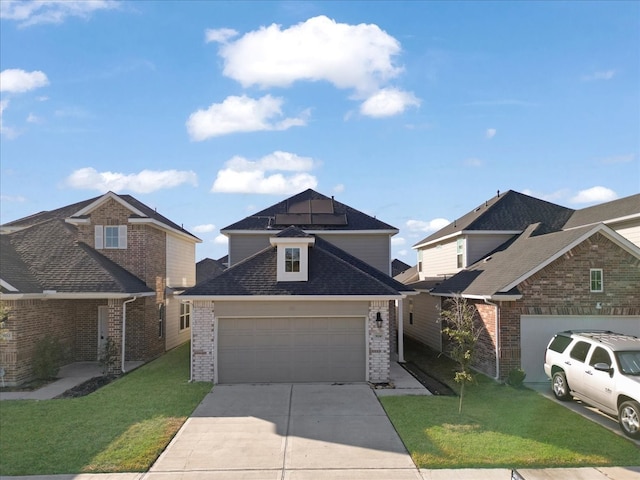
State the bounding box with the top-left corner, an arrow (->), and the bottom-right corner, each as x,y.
214,315 -> 368,384
520,315 -> 640,383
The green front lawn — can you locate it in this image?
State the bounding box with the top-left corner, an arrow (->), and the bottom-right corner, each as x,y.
381,343 -> 639,469
0,342 -> 211,476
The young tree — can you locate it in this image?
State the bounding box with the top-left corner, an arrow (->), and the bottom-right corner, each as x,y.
440,294 -> 484,414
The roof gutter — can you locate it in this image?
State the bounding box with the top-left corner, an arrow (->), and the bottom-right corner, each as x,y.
430,292 -> 522,301
0,292 -> 155,300
121,297 -> 137,373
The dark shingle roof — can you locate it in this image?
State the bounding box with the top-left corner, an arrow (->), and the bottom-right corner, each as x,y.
414,190 -> 575,247
1,219 -> 152,295
183,233 -> 412,297
431,223 -> 623,297
2,192 -> 199,241
196,258 -> 226,284
221,189 -> 398,232
563,193 -> 640,229
392,259 -> 412,277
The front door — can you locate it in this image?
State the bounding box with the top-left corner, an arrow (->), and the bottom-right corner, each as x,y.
98,306 -> 109,360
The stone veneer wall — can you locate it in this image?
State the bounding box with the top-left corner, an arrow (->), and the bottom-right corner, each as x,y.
368,300 -> 390,383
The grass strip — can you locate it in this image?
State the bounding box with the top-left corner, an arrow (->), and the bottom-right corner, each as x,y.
0,342 -> 211,475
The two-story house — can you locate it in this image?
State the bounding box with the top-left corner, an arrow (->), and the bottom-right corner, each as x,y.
402,191 -> 640,382
0,192 -> 201,386
181,189 -> 414,384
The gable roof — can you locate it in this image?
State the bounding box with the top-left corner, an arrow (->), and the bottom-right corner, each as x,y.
563,193 -> 640,229
182,232 -> 412,299
413,190 -> 575,248
2,191 -> 200,242
0,219 -> 154,298
221,189 -> 398,232
431,223 -> 640,299
195,258 -> 226,284
392,259 -> 412,277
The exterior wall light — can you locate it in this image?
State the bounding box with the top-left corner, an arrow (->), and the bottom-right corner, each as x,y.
376,311 -> 383,329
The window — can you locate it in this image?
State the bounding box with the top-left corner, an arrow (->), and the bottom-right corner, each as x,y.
180,303 -> 191,330
570,341 -> 591,363
589,346 -> 611,367
548,335 -> 572,353
456,238 -> 464,269
285,247 -> 300,273
590,269 -> 603,292
95,225 -> 127,249
409,299 -> 414,325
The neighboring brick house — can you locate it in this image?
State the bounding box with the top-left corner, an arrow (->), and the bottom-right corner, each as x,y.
403,191 -> 640,382
181,189 -> 415,384
0,192 -> 200,386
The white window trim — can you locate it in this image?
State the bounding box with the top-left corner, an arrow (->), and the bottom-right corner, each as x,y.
270,236 -> 315,282
590,268 -> 603,292
180,303 -> 191,331
95,225 -> 127,250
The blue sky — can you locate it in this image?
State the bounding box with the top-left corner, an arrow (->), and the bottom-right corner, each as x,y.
1,1 -> 638,263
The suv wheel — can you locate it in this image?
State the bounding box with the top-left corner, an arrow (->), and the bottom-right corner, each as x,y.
552,371 -> 571,401
618,400 -> 640,439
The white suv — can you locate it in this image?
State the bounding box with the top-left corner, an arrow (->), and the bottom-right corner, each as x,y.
544,330 -> 640,439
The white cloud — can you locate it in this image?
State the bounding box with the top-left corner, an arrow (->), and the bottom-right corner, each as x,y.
0,69 -> 49,93
211,151 -> 318,195
391,237 -> 406,246
522,188 -> 570,203
486,128 -> 496,139
464,157 -> 483,167
205,28 -> 238,44
570,186 -> 618,204
0,0 -> 119,27
0,194 -> 26,202
599,153 -> 635,165
333,184 -> 345,194
359,88 -> 420,118
65,167 -> 198,193
212,15 -> 402,94
193,224 -> 216,233
26,113 -> 43,123
186,94 -> 308,140
0,99 -> 18,138
397,249 -> 408,257
214,234 -> 228,245
406,218 -> 450,233
581,70 -> 616,82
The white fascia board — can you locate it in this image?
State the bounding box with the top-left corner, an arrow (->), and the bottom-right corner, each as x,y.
72,192 -> 146,218
429,292 -> 522,301
564,213 -> 640,230
0,292 -> 155,300
269,236 -> 315,247
65,217 -> 91,225
128,217 -> 202,243
498,224 -> 639,294
223,229 -> 399,236
413,230 -> 521,250
0,279 -> 18,292
179,294 -> 403,302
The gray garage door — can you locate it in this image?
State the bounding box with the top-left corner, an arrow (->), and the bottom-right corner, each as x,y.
218,317 -> 366,383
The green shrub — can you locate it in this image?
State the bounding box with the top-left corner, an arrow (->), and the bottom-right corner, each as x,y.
506,368 -> 526,388
99,337 -> 118,375
32,337 -> 63,380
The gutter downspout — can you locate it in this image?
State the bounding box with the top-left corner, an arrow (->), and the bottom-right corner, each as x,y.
483,297 -> 500,380
121,297 -> 137,373
187,301 -> 193,382
397,298 -> 405,363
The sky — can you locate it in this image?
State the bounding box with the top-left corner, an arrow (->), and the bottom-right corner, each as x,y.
1,0 -> 639,264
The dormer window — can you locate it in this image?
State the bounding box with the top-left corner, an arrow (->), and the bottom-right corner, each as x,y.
285,247 -> 301,272
270,227 -> 315,282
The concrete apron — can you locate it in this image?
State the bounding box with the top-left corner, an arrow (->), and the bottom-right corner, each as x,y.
149,383 -> 423,479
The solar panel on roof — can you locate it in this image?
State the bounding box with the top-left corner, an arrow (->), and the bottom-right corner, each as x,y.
286,199 -> 334,214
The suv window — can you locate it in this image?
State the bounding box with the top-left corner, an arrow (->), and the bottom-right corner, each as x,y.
548,335 -> 572,353
589,346 -> 612,367
570,341 -> 591,362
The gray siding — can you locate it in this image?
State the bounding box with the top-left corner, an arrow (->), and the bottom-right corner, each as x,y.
228,234 -> 271,266
402,292 -> 442,351
466,233 -> 516,265
316,233 -> 391,274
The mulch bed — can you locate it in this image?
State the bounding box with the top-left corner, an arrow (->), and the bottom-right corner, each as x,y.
401,361 -> 456,396
55,375 -> 116,399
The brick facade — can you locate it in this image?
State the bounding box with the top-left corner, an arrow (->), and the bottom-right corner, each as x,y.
1,197 -> 171,386
190,300 -> 391,384
469,233 -> 640,380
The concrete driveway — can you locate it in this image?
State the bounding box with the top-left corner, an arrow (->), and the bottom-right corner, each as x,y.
149,383 -> 422,479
